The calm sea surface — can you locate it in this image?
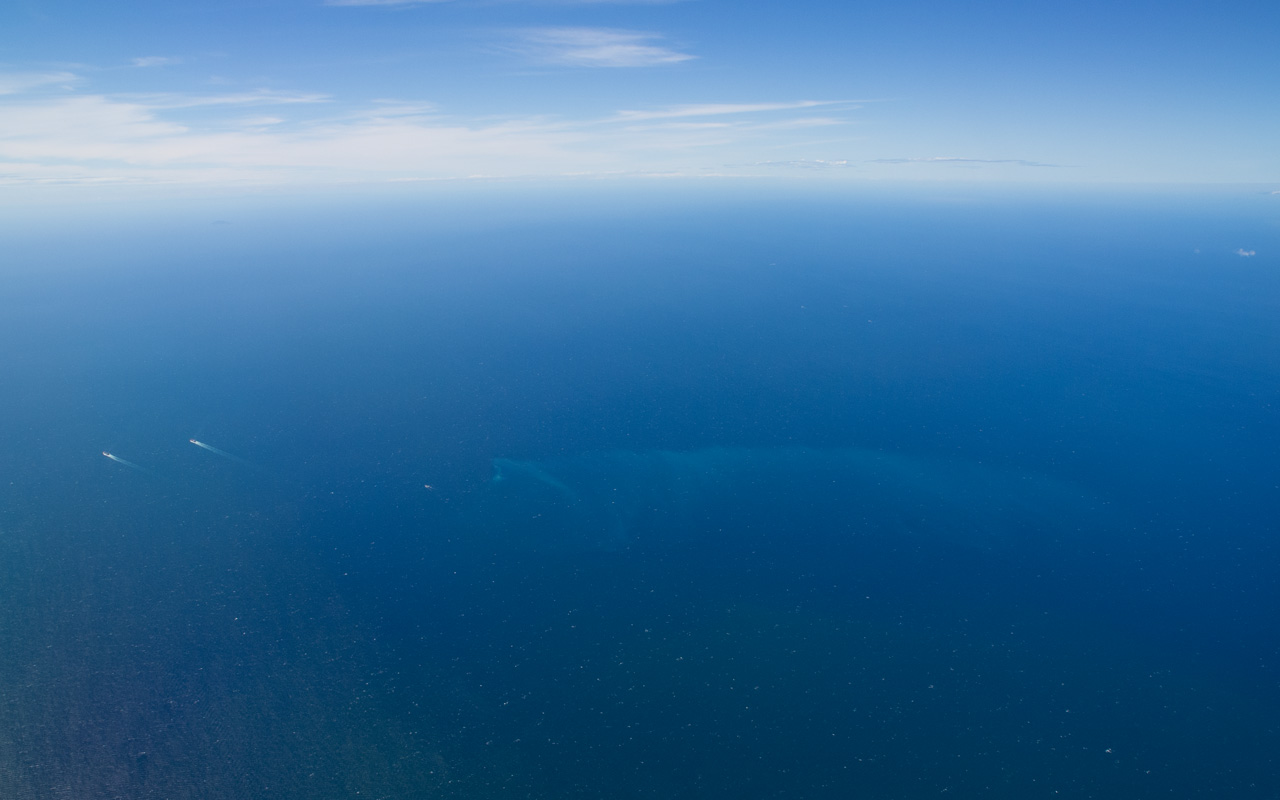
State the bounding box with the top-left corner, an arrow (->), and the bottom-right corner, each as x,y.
1,185 -> 1277,798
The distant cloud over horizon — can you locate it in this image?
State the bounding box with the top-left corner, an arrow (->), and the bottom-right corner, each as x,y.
1,0 -> 1275,187
0,70 -> 860,186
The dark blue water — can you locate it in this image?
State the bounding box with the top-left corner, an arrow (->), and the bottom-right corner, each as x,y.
1,184 -> 1277,798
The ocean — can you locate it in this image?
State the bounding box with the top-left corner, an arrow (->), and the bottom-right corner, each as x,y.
1,183 -> 1277,798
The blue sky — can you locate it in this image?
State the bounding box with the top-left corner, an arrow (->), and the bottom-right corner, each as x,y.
2,0 -> 1277,187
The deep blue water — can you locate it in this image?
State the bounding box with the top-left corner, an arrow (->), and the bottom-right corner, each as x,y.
1,184 -> 1277,798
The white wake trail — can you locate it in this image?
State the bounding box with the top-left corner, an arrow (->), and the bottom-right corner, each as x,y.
102,451 -> 158,477
189,439 -> 248,464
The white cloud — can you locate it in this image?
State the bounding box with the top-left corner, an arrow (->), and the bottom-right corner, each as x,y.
0,72 -> 78,95
609,101 -> 840,123
0,95 -> 576,182
516,28 -> 694,68
131,57 -> 179,68
1236,248 -> 1256,257
0,96 -> 187,145
0,86 -> 861,186
238,116 -> 286,127
749,159 -> 851,169
133,90 -> 331,109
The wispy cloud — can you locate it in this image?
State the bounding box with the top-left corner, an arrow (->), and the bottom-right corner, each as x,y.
747,159 -> 852,170
131,57 -> 179,68
0,98 -> 581,184
871,156 -> 1060,168
0,72 -> 78,95
514,28 -> 694,68
129,90 -> 331,109
0,80 -> 861,185
1236,248 -> 1256,257
609,101 -> 842,123
238,116 -> 286,127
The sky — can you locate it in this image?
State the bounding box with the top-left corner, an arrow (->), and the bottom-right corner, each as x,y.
1,0 -> 1278,189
